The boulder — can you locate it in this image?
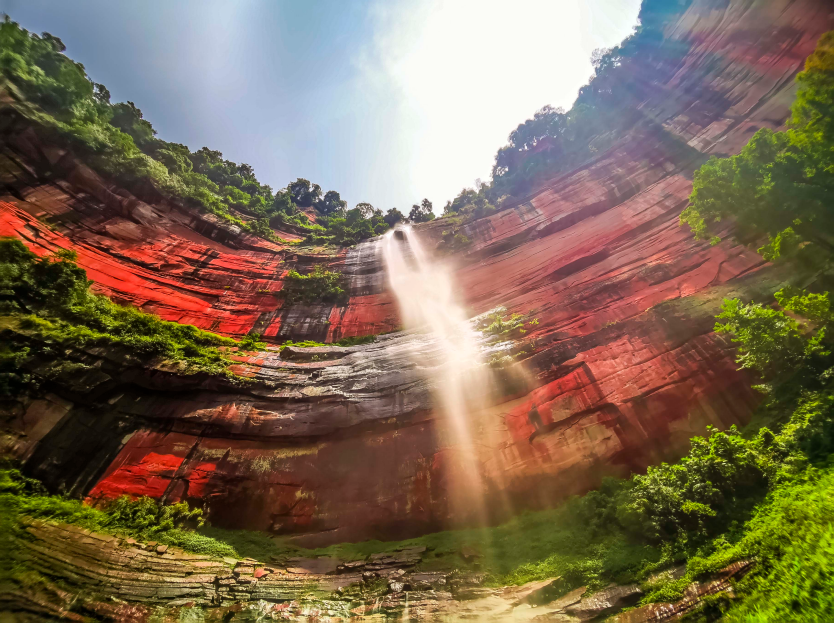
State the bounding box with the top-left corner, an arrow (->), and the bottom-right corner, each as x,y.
566,584 -> 643,621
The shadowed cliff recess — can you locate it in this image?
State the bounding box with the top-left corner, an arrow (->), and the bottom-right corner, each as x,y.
2,0 -> 834,621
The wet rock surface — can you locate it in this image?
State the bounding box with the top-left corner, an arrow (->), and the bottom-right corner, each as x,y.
1,0 -> 832,551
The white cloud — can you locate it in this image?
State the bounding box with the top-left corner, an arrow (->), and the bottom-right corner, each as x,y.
356,0 -> 641,210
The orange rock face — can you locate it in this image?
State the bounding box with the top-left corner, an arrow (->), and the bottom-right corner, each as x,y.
3,0 -> 832,545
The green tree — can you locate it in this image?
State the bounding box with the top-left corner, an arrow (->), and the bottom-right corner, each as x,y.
189,147 -> 224,172
681,31 -> 834,258
714,287 -> 832,381
288,178 -> 322,208
0,22 -> 102,122
155,142 -> 193,176
384,208 -> 404,228
409,199 -> 435,223
316,190 -> 347,216
0,18 -> 382,248
109,101 -> 157,149
444,186 -> 497,219
236,163 -> 255,181
628,426 -> 766,542
281,265 -> 348,306
715,298 -> 809,380
0,238 -> 239,380
270,189 -> 296,216
355,202 -> 377,219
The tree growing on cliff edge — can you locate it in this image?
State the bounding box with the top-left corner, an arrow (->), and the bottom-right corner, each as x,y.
443,186 -> 498,220
681,31 -> 834,261
110,101 -> 157,150
317,190 -> 347,217
355,202 -> 376,219
384,208 -> 405,228
287,178 -> 322,208
408,199 -> 435,223
0,238 -> 238,384
0,18 -> 302,241
681,31 -> 834,432
281,265 -> 349,306
464,0 -> 695,205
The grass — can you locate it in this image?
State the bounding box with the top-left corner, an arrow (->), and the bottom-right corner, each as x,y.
4,240 -> 833,620
279,334 -> 378,350
11,312 -> 233,375
1,467 -> 238,560
1,461 -> 655,588
0,238 -> 273,393
280,339 -> 328,350
196,526 -> 287,561
721,467 -> 834,621
198,384 -> 834,622
633,465 -> 834,621
476,308 -> 539,338
333,334 -> 377,347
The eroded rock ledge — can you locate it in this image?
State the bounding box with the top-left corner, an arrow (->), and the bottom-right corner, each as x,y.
1,0 -> 832,549
7,519 -> 753,622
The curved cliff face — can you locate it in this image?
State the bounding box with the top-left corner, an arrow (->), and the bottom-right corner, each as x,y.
414,0 -> 833,518
2,0 -> 832,546
0,124 -> 398,342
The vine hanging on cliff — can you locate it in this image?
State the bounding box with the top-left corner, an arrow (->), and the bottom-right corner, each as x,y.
280,265 -> 349,307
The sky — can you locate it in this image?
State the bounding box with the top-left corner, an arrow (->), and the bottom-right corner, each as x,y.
0,0 -> 642,212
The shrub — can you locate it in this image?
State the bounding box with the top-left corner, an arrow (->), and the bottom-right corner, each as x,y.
335,334 -> 377,347
476,309 -> 538,338
628,427 -> 767,542
0,19 -> 380,245
281,265 -> 348,306
436,228 -> 472,254
680,31 -> 834,261
0,238 -> 273,390
1,466 -> 238,559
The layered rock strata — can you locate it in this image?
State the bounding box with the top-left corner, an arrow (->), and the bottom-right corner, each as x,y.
1,0 -> 833,547
5,519 -> 751,622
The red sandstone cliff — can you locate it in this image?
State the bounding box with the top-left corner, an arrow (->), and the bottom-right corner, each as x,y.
2,0 -> 832,545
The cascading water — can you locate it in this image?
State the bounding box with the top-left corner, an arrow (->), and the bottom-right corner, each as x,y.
381,224 -> 495,526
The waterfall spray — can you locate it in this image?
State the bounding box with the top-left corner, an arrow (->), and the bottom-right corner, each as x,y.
381,225 -> 493,526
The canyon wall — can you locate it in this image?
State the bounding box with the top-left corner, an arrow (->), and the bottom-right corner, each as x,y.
2,0 -> 832,546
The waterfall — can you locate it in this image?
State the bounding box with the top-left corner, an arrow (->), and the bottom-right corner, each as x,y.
381,224 -> 493,526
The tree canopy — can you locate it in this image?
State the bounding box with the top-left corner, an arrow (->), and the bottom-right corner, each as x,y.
438,2 -> 693,214
680,31 -> 834,260
0,18 -> 403,248
383,208 -> 405,228
408,199 -> 435,223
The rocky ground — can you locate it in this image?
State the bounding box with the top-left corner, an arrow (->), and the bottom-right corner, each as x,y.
6,518 -> 753,622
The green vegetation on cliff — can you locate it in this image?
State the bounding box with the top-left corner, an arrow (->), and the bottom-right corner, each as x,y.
305,31 -> 834,620
281,264 -> 349,306
0,466 -> 240,560
681,31 -> 834,260
441,0 -> 693,216
301,203 -> 391,247
279,334 -> 378,350
0,18 -> 283,238
0,18 -> 398,245
445,30 -> 834,619
3,10 -> 834,622
0,238 -> 249,395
